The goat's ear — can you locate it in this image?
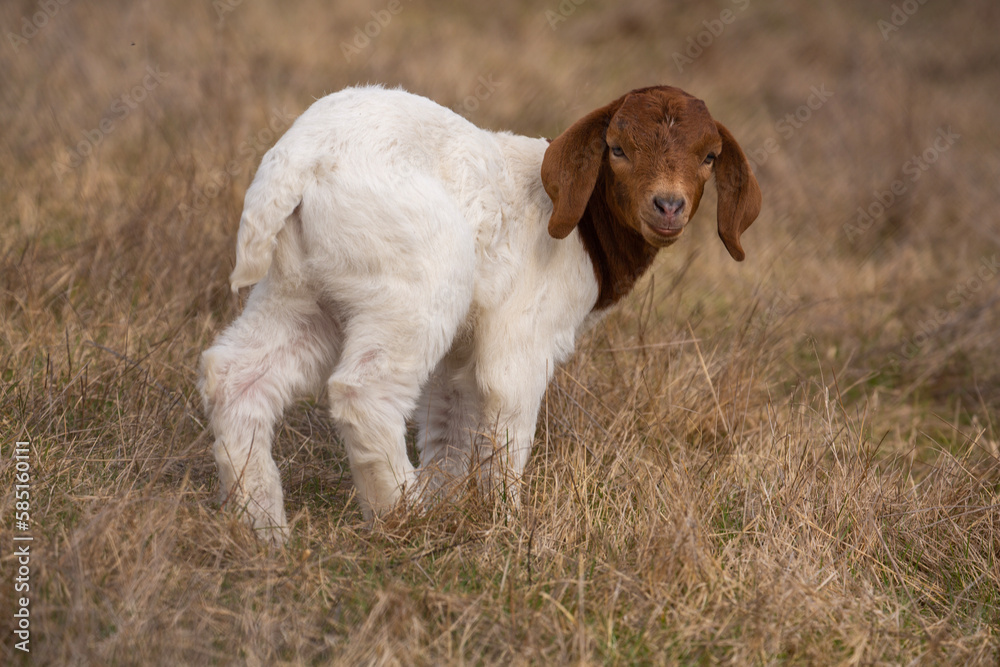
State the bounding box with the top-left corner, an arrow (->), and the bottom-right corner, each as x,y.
714,121 -> 762,261
541,98 -> 625,239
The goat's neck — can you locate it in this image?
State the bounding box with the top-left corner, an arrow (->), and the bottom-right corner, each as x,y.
575,172 -> 659,311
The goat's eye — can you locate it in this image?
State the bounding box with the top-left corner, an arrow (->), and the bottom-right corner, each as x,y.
703,153 -> 717,166
610,145 -> 626,158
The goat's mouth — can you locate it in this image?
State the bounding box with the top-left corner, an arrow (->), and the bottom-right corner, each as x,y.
641,219 -> 687,246
639,195 -> 691,245
647,223 -> 684,238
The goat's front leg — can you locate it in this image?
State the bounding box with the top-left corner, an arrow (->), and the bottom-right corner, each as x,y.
414,347 -> 481,499
474,342 -> 554,509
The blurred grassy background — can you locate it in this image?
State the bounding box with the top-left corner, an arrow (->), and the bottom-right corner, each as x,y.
1,0 -> 998,664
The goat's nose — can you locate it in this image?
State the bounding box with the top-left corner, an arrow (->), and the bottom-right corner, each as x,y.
653,195 -> 685,217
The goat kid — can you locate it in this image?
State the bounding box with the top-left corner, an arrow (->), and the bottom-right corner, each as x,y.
199,85 -> 761,542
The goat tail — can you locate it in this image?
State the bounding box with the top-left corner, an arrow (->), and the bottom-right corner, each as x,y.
229,148 -> 307,292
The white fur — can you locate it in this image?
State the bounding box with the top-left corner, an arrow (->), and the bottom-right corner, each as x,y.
200,86 -> 600,542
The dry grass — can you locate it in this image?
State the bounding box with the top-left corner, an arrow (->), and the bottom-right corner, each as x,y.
2,0 -> 999,663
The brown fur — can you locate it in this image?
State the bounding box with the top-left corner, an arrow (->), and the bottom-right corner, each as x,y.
541,86 -> 762,309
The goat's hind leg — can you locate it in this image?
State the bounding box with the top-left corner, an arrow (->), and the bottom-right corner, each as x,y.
327,298 -> 471,518
323,229 -> 475,517
200,280 -> 338,543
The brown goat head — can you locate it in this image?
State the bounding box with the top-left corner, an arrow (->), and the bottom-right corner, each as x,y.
541,86 -> 761,261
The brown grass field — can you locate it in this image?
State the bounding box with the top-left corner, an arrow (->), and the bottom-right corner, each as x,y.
2,0 -> 999,663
